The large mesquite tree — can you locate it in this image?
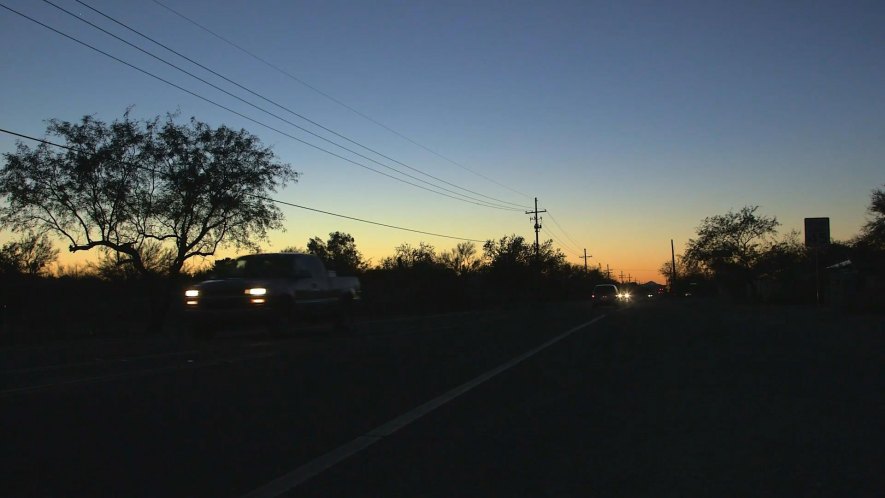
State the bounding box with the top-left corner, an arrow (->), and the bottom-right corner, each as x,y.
0,112 -> 298,277
683,206 -> 780,295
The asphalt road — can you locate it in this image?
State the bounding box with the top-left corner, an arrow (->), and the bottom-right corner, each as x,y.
2,299 -> 882,497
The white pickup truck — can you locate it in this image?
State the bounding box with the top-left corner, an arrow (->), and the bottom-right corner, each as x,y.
183,253 -> 360,338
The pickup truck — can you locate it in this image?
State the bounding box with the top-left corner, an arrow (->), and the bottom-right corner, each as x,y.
183,253 -> 360,338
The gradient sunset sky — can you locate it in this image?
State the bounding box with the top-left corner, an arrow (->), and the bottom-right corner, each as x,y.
1,0 -> 883,283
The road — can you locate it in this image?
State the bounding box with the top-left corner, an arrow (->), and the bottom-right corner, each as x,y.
2,299 -> 882,497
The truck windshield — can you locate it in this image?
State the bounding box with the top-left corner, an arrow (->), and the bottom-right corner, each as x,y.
222,255 -> 294,278
594,286 -> 617,296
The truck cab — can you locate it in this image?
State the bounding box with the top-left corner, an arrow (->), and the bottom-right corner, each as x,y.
183,253 -> 360,338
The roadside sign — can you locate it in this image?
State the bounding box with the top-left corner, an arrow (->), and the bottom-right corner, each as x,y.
804,217 -> 830,248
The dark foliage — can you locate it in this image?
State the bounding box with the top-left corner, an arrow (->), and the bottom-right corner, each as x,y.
306,231 -> 366,275
0,274 -> 177,344
855,186 -> 885,249
0,232 -> 58,276
683,206 -> 780,299
0,111 -> 297,278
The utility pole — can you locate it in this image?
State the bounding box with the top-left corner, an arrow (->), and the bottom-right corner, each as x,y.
606,264 -> 611,280
525,197 -> 547,260
670,239 -> 677,293
619,270 -> 625,283
579,249 -> 592,272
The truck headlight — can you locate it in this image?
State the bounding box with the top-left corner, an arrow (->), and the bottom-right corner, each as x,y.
245,287 -> 267,296
185,289 -> 200,297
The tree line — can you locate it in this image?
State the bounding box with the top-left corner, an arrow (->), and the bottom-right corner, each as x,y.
0,112 -> 615,341
662,197 -> 884,307
2,111 -> 881,342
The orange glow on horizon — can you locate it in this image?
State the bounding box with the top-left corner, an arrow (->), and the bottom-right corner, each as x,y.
46,239 -> 670,284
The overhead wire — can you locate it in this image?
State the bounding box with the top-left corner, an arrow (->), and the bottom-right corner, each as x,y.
536,206 -> 583,257
69,0 -> 529,211
35,0 -> 523,212
1,3 -> 524,214
542,224 -> 582,257
0,127 -> 487,243
541,227 -> 582,260
2,126 -> 664,269
149,0 -> 532,201
545,211 -> 584,254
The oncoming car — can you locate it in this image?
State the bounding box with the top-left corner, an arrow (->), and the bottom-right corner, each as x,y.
591,284 -> 631,306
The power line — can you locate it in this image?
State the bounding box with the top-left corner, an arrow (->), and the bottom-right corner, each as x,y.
546,211 -> 584,254
150,0 -> 532,202
68,0 -> 529,211
542,218 -> 582,256
37,0 -> 523,213
0,127 -> 487,243
1,3 -> 518,212
538,209 -> 583,257
541,227 -> 582,259
263,198 -> 486,242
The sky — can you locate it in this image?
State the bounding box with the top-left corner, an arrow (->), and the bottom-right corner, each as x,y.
1,0 -> 883,283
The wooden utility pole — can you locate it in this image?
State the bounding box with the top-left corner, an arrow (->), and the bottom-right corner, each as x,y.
525,197 -> 547,260
671,239 -> 677,292
579,249 -> 592,272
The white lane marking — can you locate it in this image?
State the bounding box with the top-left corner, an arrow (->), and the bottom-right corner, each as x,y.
241,314 -> 608,498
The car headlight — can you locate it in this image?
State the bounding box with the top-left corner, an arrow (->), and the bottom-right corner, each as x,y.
245,287 -> 267,296
185,289 -> 199,297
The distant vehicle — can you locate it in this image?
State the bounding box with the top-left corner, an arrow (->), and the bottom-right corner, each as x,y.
592,284 -> 630,306
183,253 -> 360,339
648,286 -> 666,298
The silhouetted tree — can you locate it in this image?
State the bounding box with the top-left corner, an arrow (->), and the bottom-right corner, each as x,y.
483,235 -> 566,274
381,242 -> 440,270
439,242 -> 481,276
480,235 -> 567,301
88,242 -> 175,281
755,230 -> 807,274
855,185 -> 885,249
0,232 -> 59,276
367,241 -> 458,312
658,254 -> 711,284
279,245 -> 308,253
307,231 -> 365,274
0,111 -> 298,278
482,235 -> 533,271
684,206 -> 779,297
